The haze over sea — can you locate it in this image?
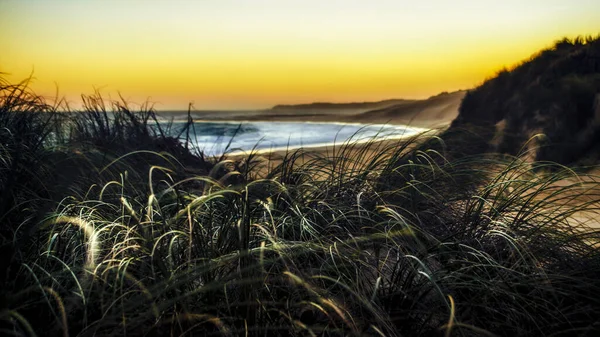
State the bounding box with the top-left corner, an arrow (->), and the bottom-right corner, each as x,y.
156,111 -> 424,156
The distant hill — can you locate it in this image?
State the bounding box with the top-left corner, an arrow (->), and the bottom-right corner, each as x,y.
186,94 -> 465,127
355,90 -> 466,127
449,35 -> 600,164
271,99 -> 410,112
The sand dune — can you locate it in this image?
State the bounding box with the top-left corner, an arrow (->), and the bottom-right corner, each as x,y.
353,90 -> 466,128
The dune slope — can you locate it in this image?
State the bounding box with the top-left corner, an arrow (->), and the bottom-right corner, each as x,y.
450,36 -> 600,164
355,90 -> 466,128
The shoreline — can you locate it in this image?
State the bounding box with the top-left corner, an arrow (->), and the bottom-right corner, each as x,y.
157,90 -> 466,130
224,125 -> 445,176
169,90 -> 464,160
183,120 -> 440,159
224,126 -> 438,158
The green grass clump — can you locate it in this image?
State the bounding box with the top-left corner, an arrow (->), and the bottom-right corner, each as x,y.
1,77 -> 600,336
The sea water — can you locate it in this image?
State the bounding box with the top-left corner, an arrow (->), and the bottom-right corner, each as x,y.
159,121 -> 425,156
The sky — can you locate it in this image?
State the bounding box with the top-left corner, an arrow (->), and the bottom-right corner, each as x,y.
1,0 -> 599,110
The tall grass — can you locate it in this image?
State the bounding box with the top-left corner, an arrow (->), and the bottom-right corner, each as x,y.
1,77 -> 600,336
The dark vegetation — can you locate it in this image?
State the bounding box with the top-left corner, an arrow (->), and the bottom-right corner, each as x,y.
2,36 -> 600,336
450,35 -> 600,164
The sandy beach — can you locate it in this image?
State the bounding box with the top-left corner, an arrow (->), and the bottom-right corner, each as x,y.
212,90 -> 465,168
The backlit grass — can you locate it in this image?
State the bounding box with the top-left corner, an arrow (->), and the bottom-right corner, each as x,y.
1,77 -> 600,336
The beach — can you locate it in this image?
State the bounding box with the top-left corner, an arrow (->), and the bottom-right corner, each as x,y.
184,91 -> 464,177
158,90 -> 465,165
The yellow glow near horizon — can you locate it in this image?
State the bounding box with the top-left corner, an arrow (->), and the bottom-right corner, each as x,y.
1,0 -> 599,109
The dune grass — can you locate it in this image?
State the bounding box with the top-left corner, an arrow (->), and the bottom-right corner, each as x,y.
1,77 -> 600,336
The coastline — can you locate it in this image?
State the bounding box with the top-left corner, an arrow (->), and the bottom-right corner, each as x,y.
162,90 -> 465,164
159,90 -> 466,131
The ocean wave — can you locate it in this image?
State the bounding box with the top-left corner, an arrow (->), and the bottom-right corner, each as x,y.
159,121 -> 424,156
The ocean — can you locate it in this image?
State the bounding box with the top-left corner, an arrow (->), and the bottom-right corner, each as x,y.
157,120 -> 425,156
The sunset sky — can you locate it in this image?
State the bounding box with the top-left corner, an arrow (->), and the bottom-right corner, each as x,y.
2,0 -> 599,110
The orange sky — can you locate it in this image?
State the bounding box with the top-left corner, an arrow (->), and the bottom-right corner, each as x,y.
1,0 -> 599,110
